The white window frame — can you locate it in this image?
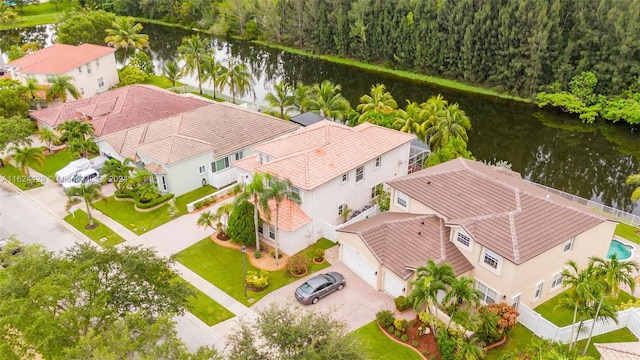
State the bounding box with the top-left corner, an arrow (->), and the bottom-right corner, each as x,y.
98,77 -> 104,87
211,157 -> 230,173
86,63 -> 92,74
551,272 -> 563,289
562,238 -> 574,253
341,173 -> 348,183
78,67 -> 82,73
482,248 -> 500,270
268,226 -> 276,240
80,87 -> 85,95
96,59 -> 100,68
159,175 -> 167,191
374,156 -> 381,169
235,151 -> 244,161
533,281 -> 544,301
371,183 -> 382,200
456,233 -> 471,247
476,280 -> 497,304
198,165 -> 206,174
396,191 -> 408,208
338,203 -> 346,217
355,166 -> 364,182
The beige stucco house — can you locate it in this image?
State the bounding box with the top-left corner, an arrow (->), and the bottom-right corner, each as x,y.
337,158 -> 617,308
6,43 -> 119,100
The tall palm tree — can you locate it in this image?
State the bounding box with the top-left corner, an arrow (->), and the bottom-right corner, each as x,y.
306,80 -> 351,122
68,137 -> 99,158
582,255 -> 639,355
56,120 -> 95,143
356,83 -> 397,123
5,146 -> 45,187
292,82 -> 312,114
100,158 -> 134,193
426,103 -> 471,151
47,75 -> 81,103
197,211 -> 217,234
235,173 -> 266,252
214,202 -> 235,235
265,81 -> 294,119
200,51 -> 223,98
626,173 -> 640,202
23,77 -> 46,109
104,17 -> 149,67
163,61 -> 182,88
37,127 -> 59,153
442,276 -> 482,329
178,35 -> 207,95
408,260 -> 455,338
218,59 -> 254,103
65,183 -> 105,229
393,101 -> 428,142
259,174 -> 301,265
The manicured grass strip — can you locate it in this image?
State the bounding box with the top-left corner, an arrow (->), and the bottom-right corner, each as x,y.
615,223 -> 640,245
173,185 -> 217,214
352,321 -> 422,360
0,2 -> 74,30
574,327 -> 637,359
176,238 -> 335,306
40,149 -> 75,181
534,290 -> 634,327
485,324 -> 535,360
0,165 -> 43,190
64,209 -> 125,247
177,279 -> 234,326
143,75 -> 183,89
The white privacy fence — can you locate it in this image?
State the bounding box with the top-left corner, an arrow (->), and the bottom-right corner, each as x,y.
518,303 -> 640,343
322,205 -> 380,242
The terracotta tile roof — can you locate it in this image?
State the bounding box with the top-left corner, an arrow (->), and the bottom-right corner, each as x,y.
7,43 -> 115,74
339,212 -> 474,280
102,102 -> 298,165
595,342 -> 640,359
235,120 -> 415,190
257,198 -> 311,232
145,162 -> 165,174
30,85 -> 210,136
387,158 -> 612,265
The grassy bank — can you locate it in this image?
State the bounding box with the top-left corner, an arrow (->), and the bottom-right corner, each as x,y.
0,2 -> 74,30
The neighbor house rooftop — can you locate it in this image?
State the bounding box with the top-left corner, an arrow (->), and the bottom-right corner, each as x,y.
6,43 -> 115,75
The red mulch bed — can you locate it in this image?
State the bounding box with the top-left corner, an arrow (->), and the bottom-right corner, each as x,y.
381,318 -> 440,359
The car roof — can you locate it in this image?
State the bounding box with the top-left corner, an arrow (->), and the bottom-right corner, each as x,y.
77,168 -> 97,176
305,274 -> 331,287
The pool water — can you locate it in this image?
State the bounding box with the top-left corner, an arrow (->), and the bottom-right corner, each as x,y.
607,240 -> 634,261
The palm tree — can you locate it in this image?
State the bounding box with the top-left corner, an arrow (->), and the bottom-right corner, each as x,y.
23,77 -> 46,109
178,35 -> 207,95
214,202 -> 235,235
393,101 -> 428,142
65,183 -> 105,229
456,337 -> 486,360
292,82 -> 312,114
442,276 -> 482,329
100,158 -> 134,193
37,127 -> 59,154
125,169 -> 152,193
47,75 -> 81,103
68,137 -> 99,159
265,81 -> 294,119
306,80 -> 351,122
104,17 -> 149,67
408,260 -> 455,338
218,59 -> 254,103
581,255 -> 639,355
136,182 -> 161,203
626,173 -> 640,202
5,146 -> 45,187
200,51 -> 223,98
259,174 -> 301,265
197,211 -> 216,234
356,83 -> 397,123
235,173 -> 266,252
163,61 -> 181,88
426,103 -> 471,151
56,120 -> 95,143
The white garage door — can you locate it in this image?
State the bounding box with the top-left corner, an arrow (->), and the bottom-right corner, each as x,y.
383,270 -> 405,298
342,245 -> 377,287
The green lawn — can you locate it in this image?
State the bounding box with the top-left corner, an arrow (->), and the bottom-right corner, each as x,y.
485,324 -> 535,360
0,2 -> 74,30
0,165 -> 44,190
352,321 -> 422,360
176,238 -> 335,306
574,327 -> 638,359
40,149 -> 75,181
534,290 -> 635,327
64,209 -> 125,247
143,75 -> 183,89
178,279 -> 234,326
615,223 -> 640,245
93,186 -> 217,235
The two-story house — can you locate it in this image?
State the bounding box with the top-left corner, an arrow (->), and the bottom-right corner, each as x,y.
234,120 -> 415,255
337,158 -> 616,308
6,43 -> 119,100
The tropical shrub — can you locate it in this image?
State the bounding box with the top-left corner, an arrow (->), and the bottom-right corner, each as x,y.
394,330 -> 401,337
253,251 -> 262,259
484,303 -> 519,335
245,270 -> 269,291
394,295 -> 411,312
436,331 -> 457,360
270,250 -> 283,259
286,253 -> 310,276
474,307 -> 502,344
401,334 -> 409,342
135,193 -> 174,209
375,310 -> 395,329
388,325 -> 395,333
412,340 -> 419,348
394,318 -> 408,333
314,248 -> 325,262
227,200 -> 255,246
616,298 -> 640,310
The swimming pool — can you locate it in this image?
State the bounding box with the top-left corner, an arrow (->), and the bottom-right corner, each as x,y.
607,239 -> 634,261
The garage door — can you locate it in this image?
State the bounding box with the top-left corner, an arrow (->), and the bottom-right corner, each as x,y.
342,245 -> 377,287
383,270 -> 405,297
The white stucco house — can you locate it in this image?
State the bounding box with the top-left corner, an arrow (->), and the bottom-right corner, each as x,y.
336,158 -> 617,308
234,120 -> 415,255
99,102 -> 299,196
5,43 -> 119,99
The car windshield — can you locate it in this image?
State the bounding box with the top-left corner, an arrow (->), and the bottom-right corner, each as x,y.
299,283 -> 315,294
71,175 -> 82,183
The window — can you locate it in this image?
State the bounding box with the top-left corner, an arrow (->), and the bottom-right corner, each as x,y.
268,226 -> 276,240
483,249 -> 500,269
86,63 -> 92,74
258,222 -> 264,235
291,186 -> 300,196
95,59 -> 100,68
341,173 -> 348,183
534,281 -> 544,300
457,233 -> 471,247
476,281 -> 497,304
510,294 -> 521,310
78,67 -> 82,73
371,183 -> 382,199
98,77 -> 104,87
198,165 -> 205,174
80,87 -> 84,95
356,166 -> 364,182
551,272 -> 563,289
235,151 -> 243,161
338,203 -> 346,217
375,157 -> 381,168
159,175 -> 167,191
396,191 -> 408,208
211,158 -> 230,173
563,238 -> 574,253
